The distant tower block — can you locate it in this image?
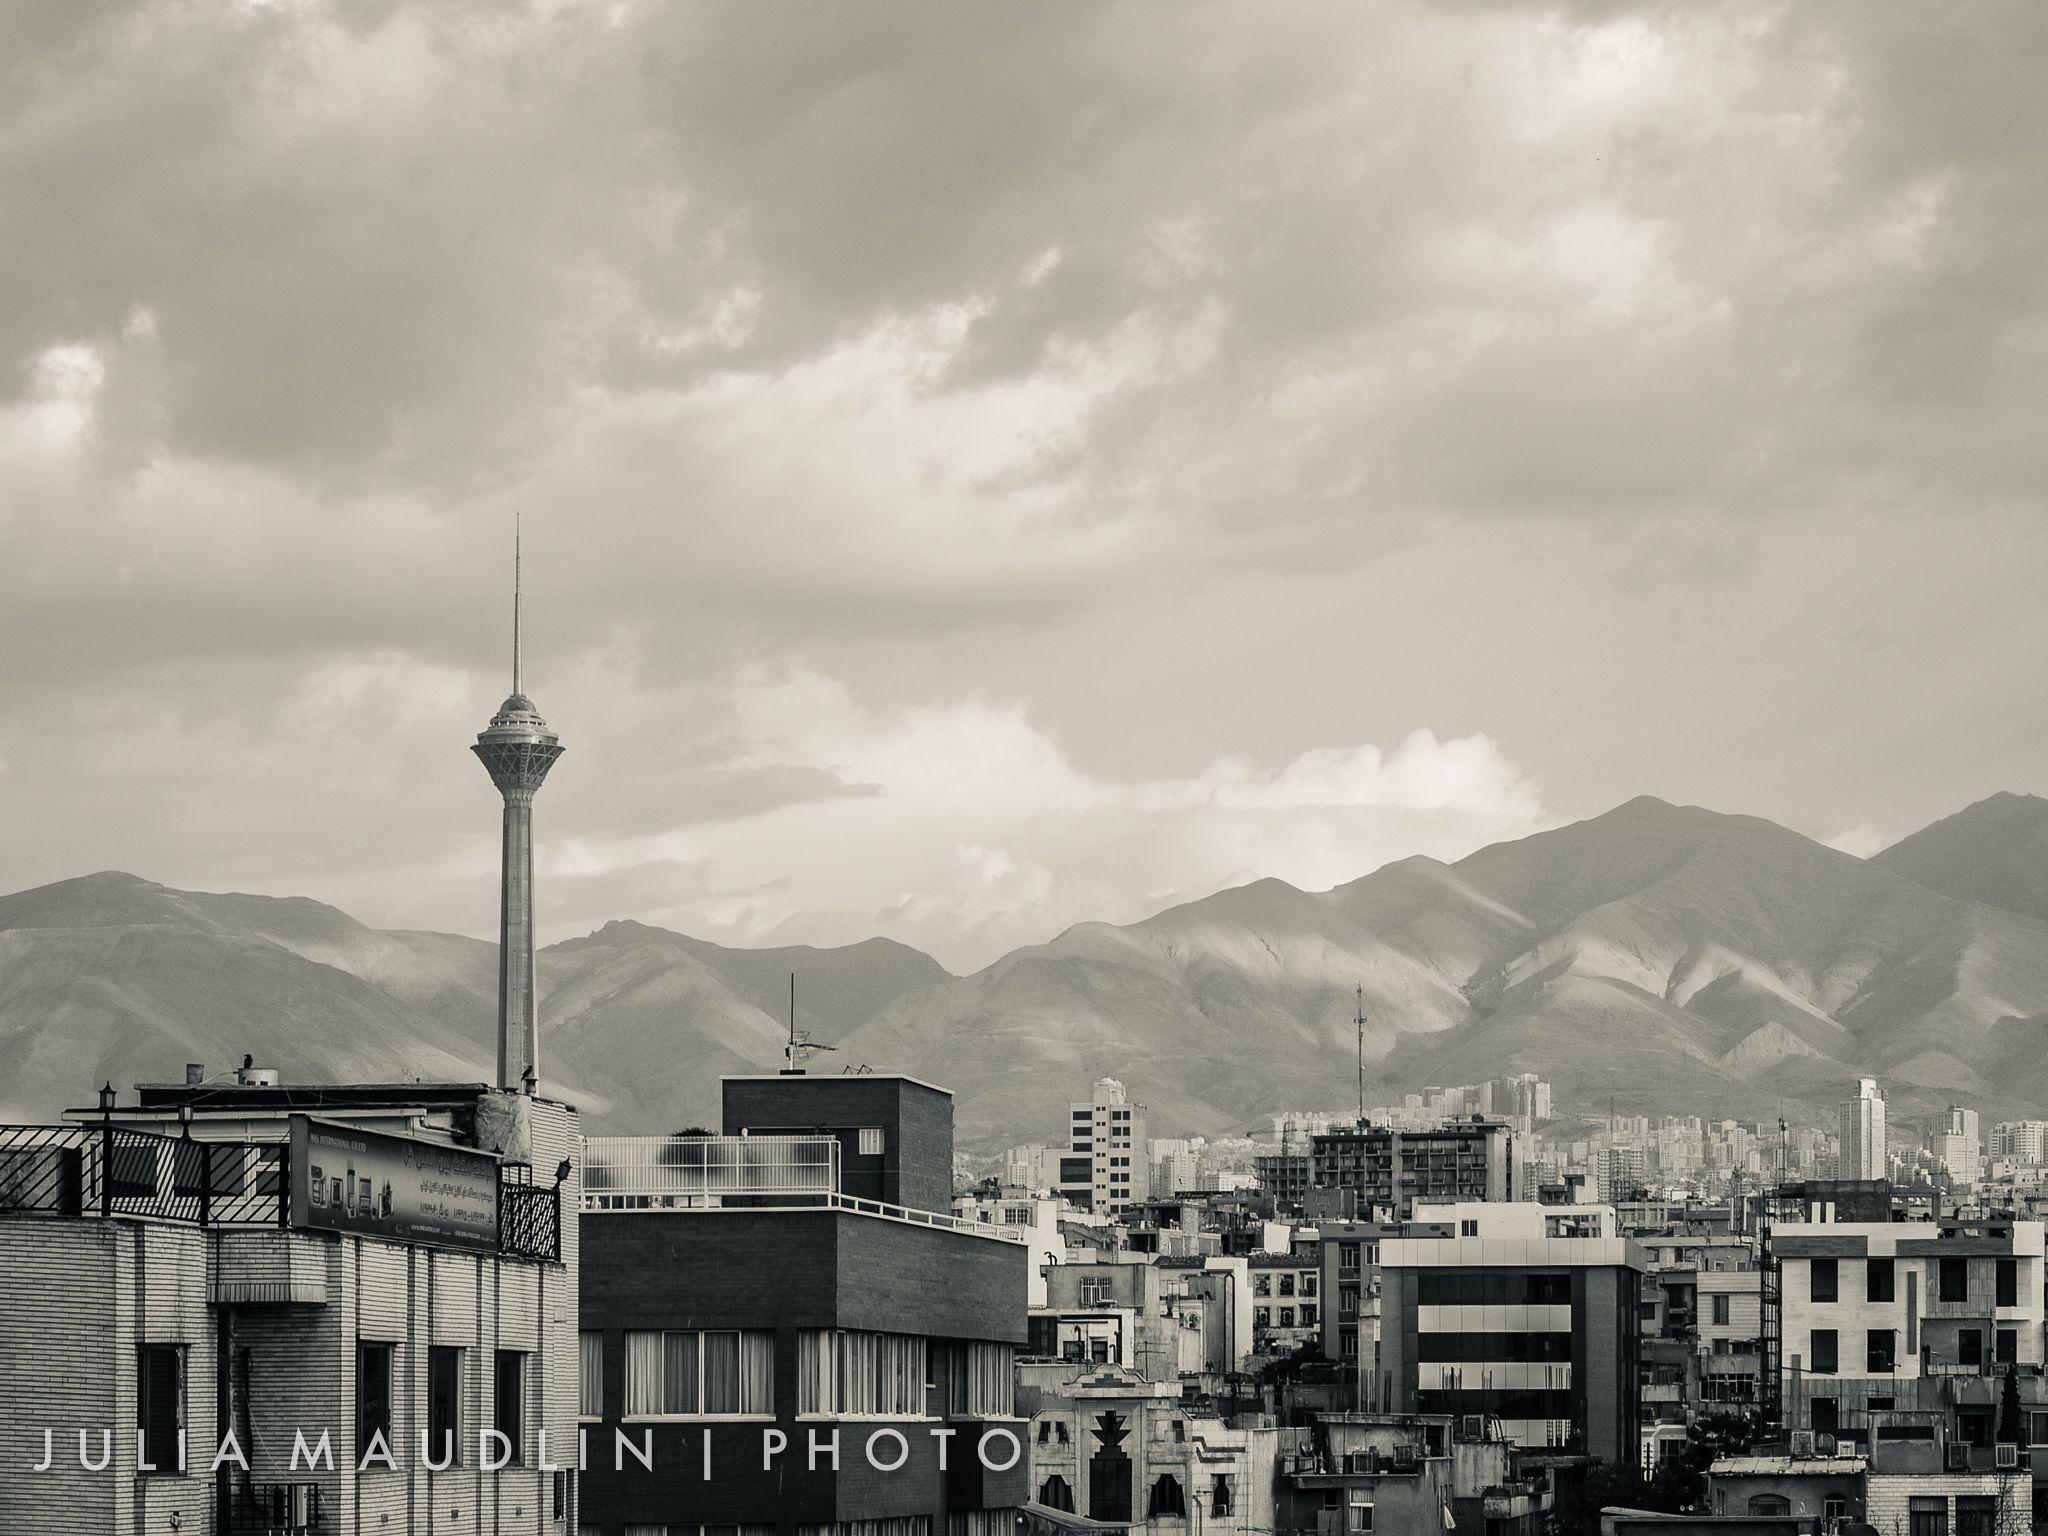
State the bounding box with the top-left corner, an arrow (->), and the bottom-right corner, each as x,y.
473,520 -> 563,1092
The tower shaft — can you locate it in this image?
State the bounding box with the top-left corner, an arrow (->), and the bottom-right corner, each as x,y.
496,785 -> 540,1091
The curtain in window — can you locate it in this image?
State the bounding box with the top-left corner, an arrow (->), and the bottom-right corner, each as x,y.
966,1343 -> 1013,1416
580,1333 -> 603,1418
665,1332 -> 701,1414
702,1332 -> 741,1415
740,1333 -> 775,1414
800,1331 -> 832,1415
1147,1476 -> 1186,1517
625,1332 -> 664,1417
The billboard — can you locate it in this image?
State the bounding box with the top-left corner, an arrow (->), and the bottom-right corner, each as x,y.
289,1116 -> 501,1254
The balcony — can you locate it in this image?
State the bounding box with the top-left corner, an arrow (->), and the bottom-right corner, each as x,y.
583,1134 -> 1023,1242
223,1480 -> 323,1534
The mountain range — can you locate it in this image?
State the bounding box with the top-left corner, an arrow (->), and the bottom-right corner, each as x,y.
3,792 -> 2046,1145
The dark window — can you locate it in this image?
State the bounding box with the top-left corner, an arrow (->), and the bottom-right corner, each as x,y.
1868,1258 -> 1895,1303
494,1350 -> 524,1464
1868,1329 -> 1896,1373
1957,1497 -> 1996,1536
1810,1329 -> 1838,1374
1911,1497 -> 1949,1536
1211,1475 -> 1234,1518
1711,1294 -> 1731,1326
552,1470 -> 565,1520
1039,1476 -> 1075,1513
1810,1259 -> 1838,1302
1999,1329 -> 2019,1367
137,1345 -> 183,1473
1812,1398 -> 1839,1436
1942,1257 -> 1968,1302
1998,1259 -> 2018,1308
1960,1329 -> 1983,1369
428,1346 -> 462,1463
1147,1476 -> 1187,1518
358,1343 -> 393,1455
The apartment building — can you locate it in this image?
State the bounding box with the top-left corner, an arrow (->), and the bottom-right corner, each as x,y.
1375,1201 -> 1648,1467
578,1073 -> 1028,1536
1056,1079 -> 1149,1217
1840,1080 -> 1888,1182
1251,1252 -> 1322,1358
1773,1215 -> 2046,1448
0,1072 -> 580,1536
1308,1120 -> 1518,1220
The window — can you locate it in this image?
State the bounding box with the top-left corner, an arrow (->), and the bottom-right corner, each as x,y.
1301,1304 -> 1318,1326
1460,1219 -> 1479,1236
1812,1398 -> 1839,1436
1868,1258 -> 1895,1303
1210,1475 -> 1234,1518
495,1351 -> 525,1464
1147,1475 -> 1186,1518
1957,1498 -> 1996,1536
428,1347 -> 462,1463
1909,1498 -> 1948,1536
580,1332 -> 603,1419
1998,1259 -> 2018,1308
1748,1497 -> 1791,1517
137,1345 -> 183,1474
1825,1498 -> 1849,1522
1868,1329 -> 1896,1374
938,1341 -> 1014,1417
1080,1278 -> 1112,1305
1302,1275 -> 1318,1297
1278,1275 -> 1296,1298
1039,1476 -> 1075,1513
2031,1411 -> 2048,1447
1999,1329 -> 2019,1367
1711,1294 -> 1731,1326
1810,1259 -> 1838,1302
625,1331 -> 774,1417
1960,1329 -> 1983,1370
796,1330 -> 926,1417
858,1128 -> 885,1156
1810,1329 -> 1838,1374
1254,1274 -> 1271,1297
1942,1257 -> 1968,1302
359,1343 -> 393,1454
1339,1243 -> 1361,1275
1347,1492 -> 1374,1532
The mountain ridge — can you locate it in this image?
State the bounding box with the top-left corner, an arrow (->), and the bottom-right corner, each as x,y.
3,793 -> 2047,1142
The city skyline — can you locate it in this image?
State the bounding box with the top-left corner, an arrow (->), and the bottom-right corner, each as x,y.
1,5 -> 2045,972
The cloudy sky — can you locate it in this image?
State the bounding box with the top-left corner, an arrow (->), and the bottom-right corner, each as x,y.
2,1 -> 2044,972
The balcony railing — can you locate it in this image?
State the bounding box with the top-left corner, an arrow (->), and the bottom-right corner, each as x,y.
582,1134 -> 1022,1241
0,1124 -> 288,1227
223,1479 -> 322,1534
499,1178 -> 561,1262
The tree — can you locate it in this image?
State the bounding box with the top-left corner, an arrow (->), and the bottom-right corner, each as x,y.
1998,1362 -> 2024,1447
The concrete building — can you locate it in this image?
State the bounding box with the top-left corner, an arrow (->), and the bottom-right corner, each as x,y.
953,1187 -> 1065,1306
1990,1122 -> 2048,1165
1057,1079 -> 1150,1217
1274,1412 -> 1553,1536
1250,1250 -> 1322,1358
1375,1202 -> 1649,1468
0,1072 -> 580,1535
1772,1214 -> 2046,1448
1938,1106 -> 1983,1188
1839,1080 -> 1888,1182
1018,1362 -> 1290,1536
579,1072 -> 1028,1536
1309,1120 -> 1518,1220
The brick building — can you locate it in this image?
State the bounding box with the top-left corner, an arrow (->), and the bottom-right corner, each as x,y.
578,1073 -> 1029,1536
1308,1120 -> 1518,1220
0,1072 -> 580,1535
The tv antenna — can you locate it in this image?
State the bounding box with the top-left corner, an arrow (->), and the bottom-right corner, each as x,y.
781,971 -> 836,1075
1355,984 -> 1368,1127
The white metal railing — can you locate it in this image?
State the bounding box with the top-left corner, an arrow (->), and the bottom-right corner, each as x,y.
583,1134 -> 839,1199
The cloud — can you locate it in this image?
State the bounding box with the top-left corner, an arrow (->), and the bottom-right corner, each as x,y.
560,666 -> 1549,969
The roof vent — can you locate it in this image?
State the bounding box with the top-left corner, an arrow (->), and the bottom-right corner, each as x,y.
237,1064 -> 281,1088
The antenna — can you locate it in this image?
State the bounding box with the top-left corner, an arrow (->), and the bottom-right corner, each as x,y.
781,971 -> 836,1074
1355,984 -> 1368,1127
512,510 -> 523,695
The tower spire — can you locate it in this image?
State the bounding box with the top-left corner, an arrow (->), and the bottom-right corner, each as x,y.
473,512 -> 563,1094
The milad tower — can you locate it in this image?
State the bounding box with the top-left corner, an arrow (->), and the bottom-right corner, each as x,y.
472,518 -> 564,1092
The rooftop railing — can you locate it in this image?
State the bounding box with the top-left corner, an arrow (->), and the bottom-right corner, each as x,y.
582,1134 -> 1022,1241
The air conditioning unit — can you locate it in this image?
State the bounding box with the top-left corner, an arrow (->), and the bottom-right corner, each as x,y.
1946,1443 -> 1972,1472
1790,1431 -> 1815,1457
1816,1434 -> 1837,1456
1459,1415 -> 1485,1442
1996,1443 -> 2020,1469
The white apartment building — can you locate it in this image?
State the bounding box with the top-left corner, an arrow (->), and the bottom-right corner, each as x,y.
1057,1078 -> 1149,1216
1840,1079 -> 1888,1182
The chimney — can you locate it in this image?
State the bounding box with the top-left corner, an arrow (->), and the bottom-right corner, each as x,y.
185,1063 -> 205,1086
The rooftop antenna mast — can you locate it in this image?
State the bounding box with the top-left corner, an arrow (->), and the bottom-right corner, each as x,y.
1355,984 -> 1368,1127
512,509 -> 522,696
781,971 -> 836,1075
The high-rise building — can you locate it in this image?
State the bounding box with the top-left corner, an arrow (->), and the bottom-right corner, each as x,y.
1991,1121 -> 2048,1163
1936,1104 -> 1981,1186
471,520 -> 564,1094
1308,1119 -> 1518,1219
1839,1078 -> 1887,1181
1375,1201 -> 1647,1466
1056,1078 -> 1149,1215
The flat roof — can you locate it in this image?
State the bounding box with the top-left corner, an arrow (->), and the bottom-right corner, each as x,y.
721,1072 -> 954,1097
